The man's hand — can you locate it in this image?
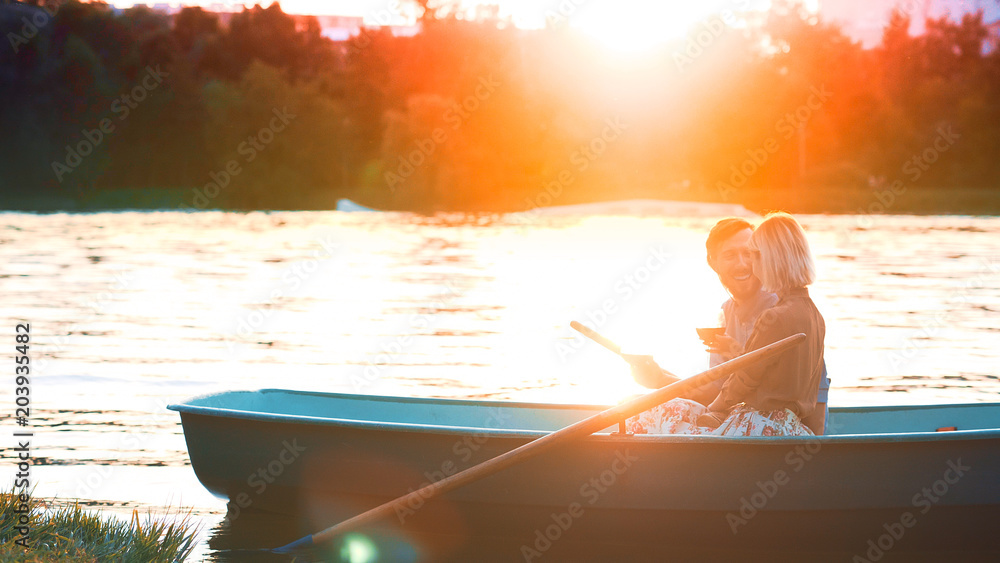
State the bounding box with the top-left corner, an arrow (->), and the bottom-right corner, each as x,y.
625,354 -> 680,389
706,334 -> 741,362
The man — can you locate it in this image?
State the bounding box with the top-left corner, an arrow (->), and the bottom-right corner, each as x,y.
631,217 -> 830,434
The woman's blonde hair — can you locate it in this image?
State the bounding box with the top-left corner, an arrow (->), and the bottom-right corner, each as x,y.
748,212 -> 816,293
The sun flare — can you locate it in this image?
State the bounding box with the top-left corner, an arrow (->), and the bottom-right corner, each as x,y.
570,0 -> 723,53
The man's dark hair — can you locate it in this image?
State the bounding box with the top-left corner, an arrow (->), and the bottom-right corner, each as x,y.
706,217 -> 754,267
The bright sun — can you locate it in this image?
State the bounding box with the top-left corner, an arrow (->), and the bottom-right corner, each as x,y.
569,0 -> 723,53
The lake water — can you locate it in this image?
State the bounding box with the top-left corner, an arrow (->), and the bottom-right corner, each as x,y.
1,207 -> 998,560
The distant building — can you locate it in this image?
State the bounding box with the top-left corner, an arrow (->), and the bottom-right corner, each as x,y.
187,5 -> 417,40
315,15 -> 364,41
314,15 -> 420,41
125,2 -> 180,15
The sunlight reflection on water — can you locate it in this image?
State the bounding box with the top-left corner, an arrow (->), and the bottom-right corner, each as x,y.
0,209 -> 998,559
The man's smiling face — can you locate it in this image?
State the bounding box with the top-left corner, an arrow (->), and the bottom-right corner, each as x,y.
711,227 -> 762,301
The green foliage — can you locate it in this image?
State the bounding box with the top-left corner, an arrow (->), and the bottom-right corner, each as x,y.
0,488 -> 198,562
0,0 -> 998,211
201,61 -> 348,208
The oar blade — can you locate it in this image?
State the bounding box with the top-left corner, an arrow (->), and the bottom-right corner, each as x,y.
273,534 -> 314,554
570,320 -> 622,355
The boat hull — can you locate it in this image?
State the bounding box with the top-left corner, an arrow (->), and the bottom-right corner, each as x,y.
171,390 -> 1000,559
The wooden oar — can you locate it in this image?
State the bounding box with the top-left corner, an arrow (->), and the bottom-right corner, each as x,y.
570,320 -> 675,385
273,332 -> 805,554
570,320 -> 624,355
570,320 -> 657,367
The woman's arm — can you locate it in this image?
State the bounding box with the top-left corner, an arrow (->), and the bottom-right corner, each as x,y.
707,367 -> 761,412
707,311 -> 785,412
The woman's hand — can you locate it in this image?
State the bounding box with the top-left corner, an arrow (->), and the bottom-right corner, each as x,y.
696,411 -> 726,429
706,334 -> 742,362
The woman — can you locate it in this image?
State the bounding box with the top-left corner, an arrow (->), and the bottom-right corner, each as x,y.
628,212 -> 825,437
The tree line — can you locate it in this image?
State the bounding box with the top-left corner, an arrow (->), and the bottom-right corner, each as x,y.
1,0 -> 998,212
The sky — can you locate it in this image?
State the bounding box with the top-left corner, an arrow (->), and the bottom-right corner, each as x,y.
115,0 -> 1000,48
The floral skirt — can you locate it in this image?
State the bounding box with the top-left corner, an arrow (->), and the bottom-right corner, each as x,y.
626,398 -> 814,437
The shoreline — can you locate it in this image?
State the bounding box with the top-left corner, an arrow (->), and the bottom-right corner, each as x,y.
3,185 -> 1000,216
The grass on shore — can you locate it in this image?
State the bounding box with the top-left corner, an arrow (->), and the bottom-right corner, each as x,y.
0,488 -> 198,562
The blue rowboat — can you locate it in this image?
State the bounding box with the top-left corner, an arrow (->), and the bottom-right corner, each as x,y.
169,390 -> 1000,560
336,198 -> 378,212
